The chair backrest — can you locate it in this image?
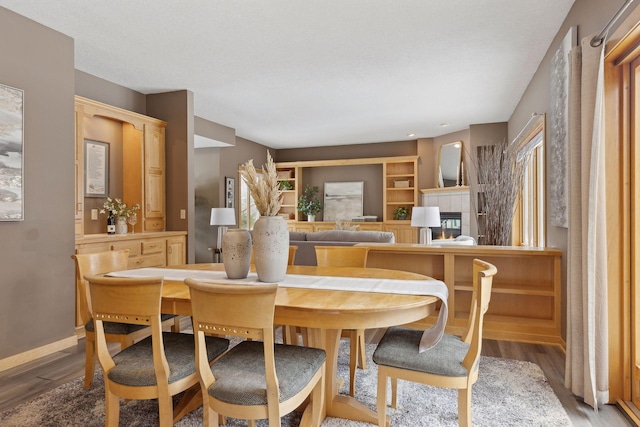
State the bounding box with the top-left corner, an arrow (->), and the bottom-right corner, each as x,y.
85,274 -> 167,380
461,259 -> 497,378
288,245 -> 298,265
314,246 -> 370,268
185,279 -> 279,401
71,250 -> 130,325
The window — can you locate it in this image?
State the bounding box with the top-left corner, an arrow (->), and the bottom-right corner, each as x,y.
239,169 -> 261,230
513,118 -> 545,247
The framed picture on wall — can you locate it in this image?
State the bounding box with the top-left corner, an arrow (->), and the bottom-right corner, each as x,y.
0,83 -> 24,221
84,139 -> 109,197
323,181 -> 364,221
225,176 -> 234,208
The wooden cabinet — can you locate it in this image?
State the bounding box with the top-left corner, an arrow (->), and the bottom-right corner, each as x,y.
364,244 -> 563,346
75,96 -> 167,234
382,224 -> 417,243
74,232 -> 187,328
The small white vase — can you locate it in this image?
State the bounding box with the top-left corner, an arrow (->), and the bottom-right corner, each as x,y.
252,216 -> 289,282
116,217 -> 128,234
222,229 -> 252,279
307,214 -> 315,222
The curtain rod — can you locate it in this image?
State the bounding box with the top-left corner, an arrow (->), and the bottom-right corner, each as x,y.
591,0 -> 635,47
511,112 -> 542,145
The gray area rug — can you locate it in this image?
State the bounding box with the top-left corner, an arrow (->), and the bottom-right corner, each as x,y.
0,341 -> 571,426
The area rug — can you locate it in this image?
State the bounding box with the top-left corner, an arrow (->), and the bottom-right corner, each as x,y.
0,342 -> 571,426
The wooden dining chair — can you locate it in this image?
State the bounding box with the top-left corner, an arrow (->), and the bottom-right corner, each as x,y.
314,245 -> 370,396
86,274 -> 229,427
373,259 -> 497,427
185,278 -> 326,427
72,250 -> 181,388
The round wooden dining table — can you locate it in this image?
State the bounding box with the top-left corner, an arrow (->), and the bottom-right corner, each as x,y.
160,263 -> 438,426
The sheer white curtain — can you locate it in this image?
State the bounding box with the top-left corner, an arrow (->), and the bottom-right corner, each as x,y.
565,34 -> 609,410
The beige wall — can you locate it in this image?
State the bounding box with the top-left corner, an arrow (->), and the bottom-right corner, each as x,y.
75,70 -> 146,115
194,148 -> 220,263
0,7 -> 76,358
276,139 -> 416,162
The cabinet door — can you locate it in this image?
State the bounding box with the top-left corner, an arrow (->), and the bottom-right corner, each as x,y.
383,224 -> 417,244
144,124 -> 165,230
167,236 -> 186,266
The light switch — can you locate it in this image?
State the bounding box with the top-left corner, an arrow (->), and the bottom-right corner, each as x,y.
91,209 -> 98,220
180,209 -> 186,219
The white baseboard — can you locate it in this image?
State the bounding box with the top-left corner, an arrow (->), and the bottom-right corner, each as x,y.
0,335 -> 78,373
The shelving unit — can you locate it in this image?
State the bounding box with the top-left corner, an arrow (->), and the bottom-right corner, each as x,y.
383,158 -> 418,222
276,166 -> 299,221
363,244 -> 563,346
275,156 -> 418,243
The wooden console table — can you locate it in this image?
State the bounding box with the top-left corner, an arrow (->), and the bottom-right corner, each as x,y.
361,243 -> 564,347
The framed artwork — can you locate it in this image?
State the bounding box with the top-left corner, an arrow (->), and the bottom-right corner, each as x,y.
225,176 -> 235,208
323,181 -> 364,221
84,139 -> 109,197
0,83 -> 24,221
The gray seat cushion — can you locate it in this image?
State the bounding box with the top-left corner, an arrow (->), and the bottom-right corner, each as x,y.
372,326 -> 470,377
85,314 -> 177,334
108,333 -> 229,386
208,340 -> 325,406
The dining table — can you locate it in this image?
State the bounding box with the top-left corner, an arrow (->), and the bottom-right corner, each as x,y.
110,263 -> 446,426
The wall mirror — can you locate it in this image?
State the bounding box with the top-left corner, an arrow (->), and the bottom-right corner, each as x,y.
437,141 -> 463,188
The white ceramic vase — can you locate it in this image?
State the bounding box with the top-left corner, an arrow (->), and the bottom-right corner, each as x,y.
222,229 -> 252,279
307,214 -> 315,222
116,217 -> 128,234
252,216 -> 289,282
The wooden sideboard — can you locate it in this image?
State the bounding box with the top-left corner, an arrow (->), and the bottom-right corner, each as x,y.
74,231 -> 187,330
287,221 -> 417,243
362,243 -> 563,347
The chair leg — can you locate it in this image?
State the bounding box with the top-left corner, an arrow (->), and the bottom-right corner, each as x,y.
84,336 -> 95,389
376,368 -> 388,427
458,388 -> 472,427
171,315 -> 181,332
390,377 -> 398,408
357,328 -> 366,369
349,331 -> 358,397
158,394 -> 173,427
104,382 -> 120,427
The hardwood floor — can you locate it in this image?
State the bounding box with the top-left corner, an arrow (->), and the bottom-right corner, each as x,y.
0,326 -> 633,426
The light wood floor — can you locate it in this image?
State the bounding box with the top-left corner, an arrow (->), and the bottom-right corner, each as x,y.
0,325 -> 633,426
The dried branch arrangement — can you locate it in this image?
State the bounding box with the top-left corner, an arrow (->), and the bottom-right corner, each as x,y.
240,150 -> 283,216
475,139 -> 531,246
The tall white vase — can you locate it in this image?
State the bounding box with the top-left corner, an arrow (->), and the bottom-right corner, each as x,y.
252,215 -> 289,282
222,229 -> 252,279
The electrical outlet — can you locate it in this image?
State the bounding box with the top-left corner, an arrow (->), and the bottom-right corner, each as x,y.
180,209 -> 186,219
91,209 -> 98,220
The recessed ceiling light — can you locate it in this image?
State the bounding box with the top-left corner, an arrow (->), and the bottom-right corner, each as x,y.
439,123 -> 450,127
407,133 -> 416,137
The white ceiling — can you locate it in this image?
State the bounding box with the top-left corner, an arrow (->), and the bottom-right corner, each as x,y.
1,0 -> 575,149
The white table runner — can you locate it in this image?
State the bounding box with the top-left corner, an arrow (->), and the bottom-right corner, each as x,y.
108,268 -> 448,352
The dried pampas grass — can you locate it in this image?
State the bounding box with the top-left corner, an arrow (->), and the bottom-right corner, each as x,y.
240,150 -> 283,217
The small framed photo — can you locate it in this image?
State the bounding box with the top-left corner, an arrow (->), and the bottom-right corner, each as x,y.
225,176 -> 234,208
84,139 -> 109,197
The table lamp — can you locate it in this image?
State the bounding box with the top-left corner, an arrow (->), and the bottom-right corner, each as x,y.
210,207 -> 236,253
411,206 -> 441,245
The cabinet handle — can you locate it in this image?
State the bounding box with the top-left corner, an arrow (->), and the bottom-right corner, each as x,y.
169,247 -> 173,254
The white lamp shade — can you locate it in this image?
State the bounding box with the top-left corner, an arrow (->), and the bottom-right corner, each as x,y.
210,208 -> 236,226
411,206 -> 440,227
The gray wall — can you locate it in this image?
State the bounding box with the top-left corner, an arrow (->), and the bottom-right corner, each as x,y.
194,148 -> 221,262
0,7 -> 76,358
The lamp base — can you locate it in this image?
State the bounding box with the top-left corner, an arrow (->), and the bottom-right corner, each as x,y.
419,227 -> 433,245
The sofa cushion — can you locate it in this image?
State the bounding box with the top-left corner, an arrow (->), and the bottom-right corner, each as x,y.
288,231 -> 308,241
306,230 -> 395,243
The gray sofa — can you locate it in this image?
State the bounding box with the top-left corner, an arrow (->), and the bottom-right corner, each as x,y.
289,230 -> 395,266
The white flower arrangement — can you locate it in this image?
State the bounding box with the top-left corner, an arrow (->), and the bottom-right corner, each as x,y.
100,197 -> 140,218
240,150 -> 283,217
